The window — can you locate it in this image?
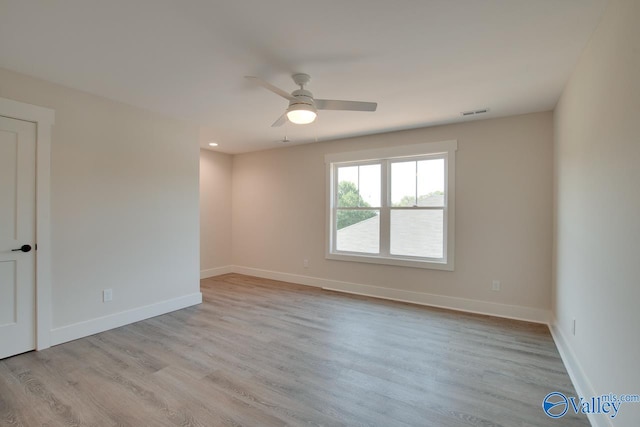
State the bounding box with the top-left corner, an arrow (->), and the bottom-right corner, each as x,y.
325,140 -> 456,270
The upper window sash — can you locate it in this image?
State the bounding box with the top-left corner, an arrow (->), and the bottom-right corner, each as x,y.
333,160 -> 382,209
388,154 -> 447,210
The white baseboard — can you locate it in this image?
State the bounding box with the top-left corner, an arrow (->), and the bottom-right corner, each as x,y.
549,317 -> 607,427
231,266 -> 550,324
50,292 -> 202,346
200,265 -> 234,279
231,266 -> 324,288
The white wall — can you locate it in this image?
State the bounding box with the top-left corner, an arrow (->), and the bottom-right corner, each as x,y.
0,67 -> 201,341
231,112 -> 554,321
553,0 -> 640,425
200,148 -> 232,276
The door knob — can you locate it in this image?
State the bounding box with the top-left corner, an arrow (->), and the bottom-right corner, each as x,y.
11,244 -> 32,253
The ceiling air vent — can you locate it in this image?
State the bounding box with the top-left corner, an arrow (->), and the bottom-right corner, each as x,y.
461,108 -> 490,117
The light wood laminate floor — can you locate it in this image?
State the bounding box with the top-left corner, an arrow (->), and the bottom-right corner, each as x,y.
0,274 -> 588,426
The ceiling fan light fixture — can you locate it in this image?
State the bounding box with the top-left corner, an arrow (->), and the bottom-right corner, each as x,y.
286,104 -> 317,125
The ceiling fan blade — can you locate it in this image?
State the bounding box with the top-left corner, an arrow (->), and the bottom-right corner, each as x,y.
315,99 -> 377,112
245,76 -> 296,102
271,113 -> 288,127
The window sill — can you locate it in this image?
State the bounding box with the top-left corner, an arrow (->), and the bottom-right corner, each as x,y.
326,252 -> 454,271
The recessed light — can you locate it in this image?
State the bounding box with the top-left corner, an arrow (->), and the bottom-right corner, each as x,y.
208,142 -> 219,147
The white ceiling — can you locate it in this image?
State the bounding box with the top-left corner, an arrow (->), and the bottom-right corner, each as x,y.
0,0 -> 607,154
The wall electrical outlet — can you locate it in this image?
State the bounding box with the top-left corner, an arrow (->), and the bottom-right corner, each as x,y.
491,280 -> 501,291
103,289 -> 113,302
303,259 -> 309,268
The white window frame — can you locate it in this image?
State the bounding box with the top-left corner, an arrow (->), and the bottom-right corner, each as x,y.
325,140 -> 456,271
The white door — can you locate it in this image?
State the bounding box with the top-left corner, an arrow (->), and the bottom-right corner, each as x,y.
0,115 -> 36,359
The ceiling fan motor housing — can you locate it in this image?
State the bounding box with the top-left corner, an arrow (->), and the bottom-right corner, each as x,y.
289,89 -> 316,109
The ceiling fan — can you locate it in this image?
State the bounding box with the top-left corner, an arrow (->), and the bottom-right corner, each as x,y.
245,73 -> 377,127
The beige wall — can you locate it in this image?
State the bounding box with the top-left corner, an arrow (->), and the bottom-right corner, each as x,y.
0,67 -> 200,331
553,0 -> 640,425
231,112 -> 553,316
200,149 -> 232,272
